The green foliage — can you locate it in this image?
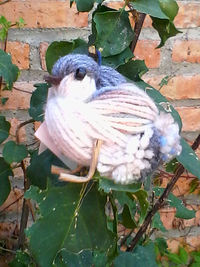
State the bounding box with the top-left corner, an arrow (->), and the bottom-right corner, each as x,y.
0,157 -> 12,206
0,49 -> 19,90
0,115 -> 10,144
25,183 -> 115,267
0,16 -> 25,41
45,39 -> 88,73
3,141 -> 28,164
29,83 -> 49,121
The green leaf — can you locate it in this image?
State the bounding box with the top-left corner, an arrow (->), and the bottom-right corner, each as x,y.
0,157 -> 12,206
102,47 -> 133,69
177,138 -> 200,180
121,204 -> 137,229
117,60 -> 148,81
0,115 -> 10,144
25,183 -> 115,267
9,250 -> 35,267
29,83 -> 49,121
45,39 -> 87,73
94,10 -> 134,57
0,16 -> 11,41
136,80 -> 182,130
3,141 -> 28,164
189,178 -> 199,194
152,213 -> 167,232
133,190 -> 149,223
130,0 -> 168,19
15,17 -> 26,28
154,188 -> 196,219
166,252 -> 183,264
114,242 -> 157,267
179,247 -> 188,264
165,158 -> 179,173
159,0 -> 179,21
98,177 -> 141,193
0,49 -> 19,90
154,238 -> 168,256
54,249 -> 93,267
152,18 -> 181,48
27,149 -> 66,189
1,97 -> 9,105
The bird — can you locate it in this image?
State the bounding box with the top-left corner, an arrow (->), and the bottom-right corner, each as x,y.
35,53 -> 182,185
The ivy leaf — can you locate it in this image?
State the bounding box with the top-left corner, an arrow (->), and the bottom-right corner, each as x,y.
121,204 -> 137,229
133,190 -> 149,223
136,80 -> 182,130
45,39 -> 87,73
25,183 -> 115,267
154,188 -> 196,219
177,138 -> 200,180
0,157 -> 12,206
130,0 -> 168,19
29,83 -> 49,122
27,149 -> 67,190
54,249 -> 93,267
114,242 -> 157,267
98,177 -> 141,193
94,10 -> 134,57
152,213 -> 167,232
102,47 -> 133,69
117,60 -> 148,81
0,49 -> 19,90
0,16 -> 11,41
75,0 -> 104,12
3,141 -> 28,164
0,116 -> 10,144
9,250 -> 35,267
152,18 -> 181,48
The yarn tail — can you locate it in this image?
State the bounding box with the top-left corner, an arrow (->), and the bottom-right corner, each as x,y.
154,112 -> 182,161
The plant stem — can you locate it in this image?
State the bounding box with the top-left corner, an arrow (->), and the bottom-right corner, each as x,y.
128,4 -> 146,54
127,134 -> 200,251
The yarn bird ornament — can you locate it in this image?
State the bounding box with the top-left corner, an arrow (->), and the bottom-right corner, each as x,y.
35,53 -> 182,184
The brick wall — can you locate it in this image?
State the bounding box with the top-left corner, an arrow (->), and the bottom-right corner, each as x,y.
0,0 -> 200,254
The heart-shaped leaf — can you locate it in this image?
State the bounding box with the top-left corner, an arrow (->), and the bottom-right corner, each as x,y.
0,116 -> 10,144
3,141 -> 28,164
0,49 -> 19,90
0,157 -> 12,205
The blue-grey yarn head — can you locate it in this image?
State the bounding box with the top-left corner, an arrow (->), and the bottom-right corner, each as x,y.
51,54 -> 126,89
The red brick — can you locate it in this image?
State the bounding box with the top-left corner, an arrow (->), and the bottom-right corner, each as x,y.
7,41 -> 30,70
167,238 -> 185,253
0,82 -> 35,110
172,40 -> 200,63
134,40 -> 161,68
39,42 -> 48,71
144,74 -> 200,100
176,107 -> 200,132
159,207 -> 176,230
9,118 -> 27,143
186,235 -> 200,252
0,1 -> 88,28
175,2 -> 200,28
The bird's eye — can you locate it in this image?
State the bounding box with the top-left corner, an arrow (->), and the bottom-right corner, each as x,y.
75,67 -> 87,80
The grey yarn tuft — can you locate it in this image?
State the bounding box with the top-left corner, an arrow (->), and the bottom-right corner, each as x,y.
52,54 -> 126,89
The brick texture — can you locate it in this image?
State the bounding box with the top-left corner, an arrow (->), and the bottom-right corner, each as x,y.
39,42 -> 49,71
0,82 -> 35,110
172,40 -> 200,63
176,107 -> 200,132
7,42 -> 30,69
144,75 -> 200,100
0,1 -> 88,28
134,40 -> 160,68
175,2 -> 200,28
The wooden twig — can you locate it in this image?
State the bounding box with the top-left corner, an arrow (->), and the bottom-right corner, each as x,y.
0,0 -> 11,5
128,3 -> 146,54
127,134 -> 200,251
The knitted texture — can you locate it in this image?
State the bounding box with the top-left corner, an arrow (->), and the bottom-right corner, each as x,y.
42,54 -> 182,184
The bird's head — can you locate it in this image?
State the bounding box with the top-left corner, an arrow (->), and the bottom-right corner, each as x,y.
44,53 -> 126,101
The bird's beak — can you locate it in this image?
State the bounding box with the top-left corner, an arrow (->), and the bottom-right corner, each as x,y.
44,75 -> 62,85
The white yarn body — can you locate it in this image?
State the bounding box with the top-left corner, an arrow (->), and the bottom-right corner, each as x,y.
45,80 -> 182,184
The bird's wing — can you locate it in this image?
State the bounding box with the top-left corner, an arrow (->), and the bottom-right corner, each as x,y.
87,83 -> 159,135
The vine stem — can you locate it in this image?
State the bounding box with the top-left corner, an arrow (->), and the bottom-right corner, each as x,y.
16,119 -> 35,249
127,134 -> 200,251
128,3 -> 146,53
